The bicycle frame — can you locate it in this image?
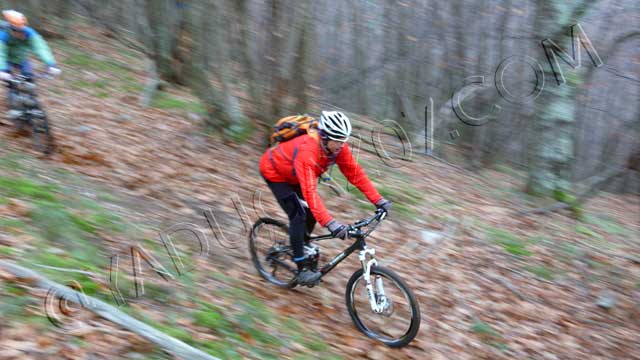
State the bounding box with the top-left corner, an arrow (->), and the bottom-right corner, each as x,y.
7,75 -> 42,118
308,210 -> 388,312
5,73 -> 52,150
307,209 -> 386,276
311,234 -> 366,276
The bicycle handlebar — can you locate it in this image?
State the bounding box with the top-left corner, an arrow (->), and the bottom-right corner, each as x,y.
347,208 -> 387,237
310,209 -> 387,242
5,72 -> 51,83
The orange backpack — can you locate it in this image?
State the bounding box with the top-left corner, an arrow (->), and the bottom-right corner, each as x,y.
269,115 -> 319,145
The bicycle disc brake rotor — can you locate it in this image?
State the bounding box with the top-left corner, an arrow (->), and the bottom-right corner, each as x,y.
376,294 -> 394,317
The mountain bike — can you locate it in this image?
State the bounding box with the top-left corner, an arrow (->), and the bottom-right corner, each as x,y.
249,208 -> 421,347
5,74 -> 55,155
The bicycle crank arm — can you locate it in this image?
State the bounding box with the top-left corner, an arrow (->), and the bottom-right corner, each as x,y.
268,257 -> 297,275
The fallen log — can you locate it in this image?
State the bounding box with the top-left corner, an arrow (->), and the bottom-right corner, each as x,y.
0,260 -> 219,360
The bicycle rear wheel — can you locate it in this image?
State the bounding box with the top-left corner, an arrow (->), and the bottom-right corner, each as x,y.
249,217 -> 298,288
346,266 -> 420,347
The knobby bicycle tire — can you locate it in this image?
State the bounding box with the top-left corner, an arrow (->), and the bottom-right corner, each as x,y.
345,266 -> 421,348
249,217 -> 298,288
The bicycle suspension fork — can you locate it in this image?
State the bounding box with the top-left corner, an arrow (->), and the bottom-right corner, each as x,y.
359,247 -> 387,313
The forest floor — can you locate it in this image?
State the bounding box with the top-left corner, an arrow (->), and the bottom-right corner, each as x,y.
0,23 -> 639,360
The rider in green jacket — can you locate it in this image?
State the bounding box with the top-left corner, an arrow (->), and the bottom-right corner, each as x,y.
0,10 -> 61,82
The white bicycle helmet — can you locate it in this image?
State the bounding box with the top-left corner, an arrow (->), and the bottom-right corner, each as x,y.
319,111 -> 352,141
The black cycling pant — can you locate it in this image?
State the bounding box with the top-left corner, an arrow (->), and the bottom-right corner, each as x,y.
263,178 -> 316,260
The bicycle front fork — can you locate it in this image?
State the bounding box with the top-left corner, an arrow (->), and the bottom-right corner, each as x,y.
359,247 -> 389,314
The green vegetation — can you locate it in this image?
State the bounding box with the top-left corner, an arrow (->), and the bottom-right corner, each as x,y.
431,199 -> 461,210
70,79 -> 113,98
485,227 -> 532,256
148,282 -> 341,359
59,43 -> 143,100
558,242 -> 579,257
582,214 -> 629,236
13,190 -> 125,245
329,166 -> 422,220
377,182 -> 422,219
552,189 -> 583,218
492,163 -> 525,178
0,282 -> 52,329
29,200 -> 83,242
90,211 -> 125,233
193,303 -> 233,333
0,245 -> 15,256
225,120 -> 255,143
524,265 -> 555,281
69,213 -> 98,234
575,225 -> 605,241
0,176 -> 59,201
0,152 -> 129,305
159,325 -> 193,344
470,320 -> 509,351
487,341 -> 510,351
138,314 -> 196,346
0,218 -> 28,234
65,275 -> 100,296
31,250 -> 99,272
151,91 -> 206,114
63,52 -> 132,76
70,79 -> 110,90
0,153 -> 23,170
470,320 -> 501,338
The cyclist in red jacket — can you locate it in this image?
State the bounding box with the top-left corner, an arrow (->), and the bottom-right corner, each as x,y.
259,111 -> 392,285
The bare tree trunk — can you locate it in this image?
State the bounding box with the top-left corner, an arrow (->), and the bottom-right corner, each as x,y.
266,0 -> 285,119
483,0 -> 513,167
290,2 -> 315,114
352,0 -> 369,115
181,0 -> 246,135
266,0 -> 312,119
382,0 -> 395,120
144,0 -> 183,84
232,0 -> 263,117
526,0 -> 601,196
469,0 -> 492,169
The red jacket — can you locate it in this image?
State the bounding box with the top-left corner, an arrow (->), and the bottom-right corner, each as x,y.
259,133 -> 383,226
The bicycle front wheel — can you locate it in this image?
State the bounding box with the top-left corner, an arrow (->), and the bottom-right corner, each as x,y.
346,266 -> 420,348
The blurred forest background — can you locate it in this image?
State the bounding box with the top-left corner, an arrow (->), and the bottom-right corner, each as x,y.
5,0 -> 639,196
0,1 -> 639,359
